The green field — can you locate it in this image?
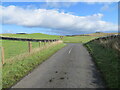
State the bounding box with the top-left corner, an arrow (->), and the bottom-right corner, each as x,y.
0,33 -> 98,63
3,43 -> 66,88
1,40 -> 46,60
63,36 -> 97,43
1,33 -> 98,61
1,33 -> 98,43
1,33 -> 59,39
84,37 -> 119,88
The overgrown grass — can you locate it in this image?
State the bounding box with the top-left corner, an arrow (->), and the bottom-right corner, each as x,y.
85,41 -> 119,88
3,43 -> 66,88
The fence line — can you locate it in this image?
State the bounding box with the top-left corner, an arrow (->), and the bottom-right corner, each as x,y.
1,38 -> 61,65
0,36 -> 59,42
28,41 -> 32,53
89,35 -> 120,43
0,47 -> 4,65
39,41 -> 41,48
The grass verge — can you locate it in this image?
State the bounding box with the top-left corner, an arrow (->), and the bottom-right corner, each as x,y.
84,41 -> 119,88
3,43 -> 66,88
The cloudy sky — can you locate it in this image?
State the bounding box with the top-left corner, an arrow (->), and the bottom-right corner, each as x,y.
1,1 -> 118,35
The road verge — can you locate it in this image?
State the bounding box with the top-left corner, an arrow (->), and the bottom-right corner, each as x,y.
84,39 -> 119,88
2,41 -> 66,88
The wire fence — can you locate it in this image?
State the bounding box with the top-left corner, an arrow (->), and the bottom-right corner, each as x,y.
0,37 -> 60,65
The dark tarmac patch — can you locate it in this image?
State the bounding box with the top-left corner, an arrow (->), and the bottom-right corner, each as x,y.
64,72 -> 67,74
49,78 -> 54,82
60,77 -> 65,80
55,71 -> 58,73
49,79 -> 52,82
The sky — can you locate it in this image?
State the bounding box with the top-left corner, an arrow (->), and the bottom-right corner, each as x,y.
0,1 -> 118,35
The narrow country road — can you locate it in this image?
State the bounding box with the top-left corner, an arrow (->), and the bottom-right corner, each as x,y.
12,43 -> 105,88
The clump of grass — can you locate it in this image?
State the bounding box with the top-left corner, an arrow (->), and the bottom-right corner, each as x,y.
85,41 -> 119,88
2,43 -> 66,88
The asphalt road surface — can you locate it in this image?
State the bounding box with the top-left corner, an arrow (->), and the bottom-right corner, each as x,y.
12,43 -> 105,88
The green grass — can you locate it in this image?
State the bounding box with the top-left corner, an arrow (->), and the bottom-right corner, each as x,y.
1,33 -> 97,43
85,41 -> 119,88
3,43 -> 66,88
1,33 -> 59,40
1,40 -> 45,60
63,36 -> 97,43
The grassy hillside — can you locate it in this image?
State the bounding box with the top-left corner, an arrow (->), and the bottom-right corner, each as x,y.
84,36 -> 119,88
63,36 -> 97,43
1,33 -> 60,39
1,33 -> 98,43
85,32 -> 118,37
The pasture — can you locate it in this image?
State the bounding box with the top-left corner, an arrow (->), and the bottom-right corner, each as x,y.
1,40 -> 45,60
1,33 -> 59,39
1,33 -> 98,43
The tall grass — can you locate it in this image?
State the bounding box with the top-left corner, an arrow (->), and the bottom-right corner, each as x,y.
85,36 -> 119,88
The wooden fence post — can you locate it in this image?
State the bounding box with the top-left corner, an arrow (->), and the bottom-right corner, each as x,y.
49,41 -> 51,44
28,41 -> 32,53
44,41 -> 46,46
39,41 -> 41,47
1,47 -> 4,65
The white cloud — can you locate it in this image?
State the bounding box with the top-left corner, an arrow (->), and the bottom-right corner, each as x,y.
100,2 -> 113,11
101,4 -> 109,11
0,5 -> 118,33
2,0 -> 119,2
42,2 -> 77,8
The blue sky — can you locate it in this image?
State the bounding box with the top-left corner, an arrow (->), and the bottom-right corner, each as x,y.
1,2 -> 118,35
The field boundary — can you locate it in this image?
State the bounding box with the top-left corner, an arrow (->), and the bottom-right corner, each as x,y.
0,36 -> 58,42
1,37 -> 61,65
87,35 -> 120,51
4,40 -> 63,64
89,35 -> 119,42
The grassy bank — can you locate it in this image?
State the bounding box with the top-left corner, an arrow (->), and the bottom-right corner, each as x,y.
85,41 -> 119,88
3,42 -> 66,88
